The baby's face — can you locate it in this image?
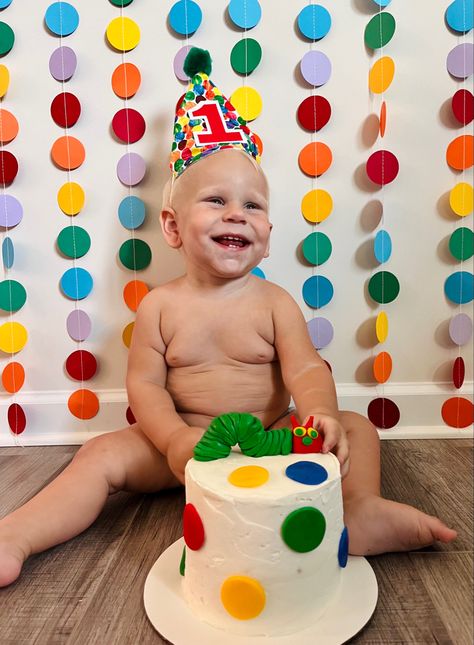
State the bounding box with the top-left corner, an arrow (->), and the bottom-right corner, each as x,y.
164,149 -> 271,281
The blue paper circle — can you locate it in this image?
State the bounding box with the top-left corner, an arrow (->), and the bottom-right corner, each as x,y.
338,527 -> 349,568
60,267 -> 93,300
446,0 -> 473,32
45,2 -> 79,37
444,271 -> 474,305
228,0 -> 261,29
169,0 -> 202,35
118,196 -> 146,230
0,0 -> 13,8
374,229 -> 392,264
302,275 -> 334,308
285,461 -> 328,486
297,5 -> 331,40
251,266 -> 266,279
2,236 -> 14,269
372,0 -> 391,6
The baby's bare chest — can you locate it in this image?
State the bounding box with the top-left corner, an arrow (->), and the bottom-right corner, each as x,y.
160,301 -> 276,367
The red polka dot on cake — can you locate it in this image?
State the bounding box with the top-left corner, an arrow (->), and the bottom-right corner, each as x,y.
183,503 -> 205,550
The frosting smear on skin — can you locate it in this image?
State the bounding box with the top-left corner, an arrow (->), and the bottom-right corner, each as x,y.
180,413 -> 349,637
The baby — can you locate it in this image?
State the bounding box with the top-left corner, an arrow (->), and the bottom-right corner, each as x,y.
0,44 -> 457,585
0,146 -> 457,588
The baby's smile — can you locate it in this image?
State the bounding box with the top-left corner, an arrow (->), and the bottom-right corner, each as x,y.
211,233 -> 250,249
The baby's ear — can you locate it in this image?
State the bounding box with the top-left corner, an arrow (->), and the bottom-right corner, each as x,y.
263,222 -> 273,258
160,207 -> 182,248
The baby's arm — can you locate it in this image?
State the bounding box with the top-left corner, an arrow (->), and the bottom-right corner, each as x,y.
272,287 -> 349,474
126,290 -> 203,482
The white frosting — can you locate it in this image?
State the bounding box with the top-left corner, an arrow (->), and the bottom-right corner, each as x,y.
182,452 -> 345,636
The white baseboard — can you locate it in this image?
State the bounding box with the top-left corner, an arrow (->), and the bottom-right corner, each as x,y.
0,383 -> 472,446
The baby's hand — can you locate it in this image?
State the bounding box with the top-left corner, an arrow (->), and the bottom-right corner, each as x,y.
166,426 -> 205,485
304,414 -> 350,478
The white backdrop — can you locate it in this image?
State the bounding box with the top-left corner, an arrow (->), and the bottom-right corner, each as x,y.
0,0 -> 472,443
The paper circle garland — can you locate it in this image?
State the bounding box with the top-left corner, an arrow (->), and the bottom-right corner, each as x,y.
449,182 -> 473,217
301,188 -> 333,223
364,12 -> 396,49
0,22 -> 14,56
228,0 -> 261,30
374,229 -> 392,263
366,150 -> 399,185
8,403 -> 26,435
230,87 -> 262,121
116,152 -> 146,186
50,92 -> 81,128
0,64 -> 9,97
2,361 -> 25,393
230,38 -> 262,75
68,389 -> 100,419
445,0 -> 473,33
65,350 -> 98,381
118,195 -> 146,229
106,16 -> 140,52
451,89 -> 474,126
60,267 -> 93,300
49,46 -> 77,81
307,317 -> 334,349
0,321 -> 28,353
57,182 -> 85,215
51,136 -> 85,170
441,397 -> 473,428
0,109 -> 19,144
302,231 -> 332,265
123,279 -> 149,311
111,62 -> 141,99
297,5 -> 331,40
0,279 -> 27,312
446,135 -> 473,171
368,397 -> 400,429
0,194 -> 22,227
449,313 -> 472,345
66,309 -> 92,342
297,96 -> 331,132
45,2 -> 79,37
298,142 -> 332,177
302,275 -> 334,309
57,225 -> 91,259
446,43 -> 474,79
444,271 -> 474,304
112,108 -> 146,143
368,271 -> 400,304
2,237 -> 14,269
369,56 -> 395,94
449,227 -> 473,261
0,150 -> 18,185
453,356 -> 465,389
119,239 -> 152,270
169,0 -> 203,35
300,50 -> 331,87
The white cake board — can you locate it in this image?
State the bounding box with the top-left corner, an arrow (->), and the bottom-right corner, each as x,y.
144,538 -> 378,645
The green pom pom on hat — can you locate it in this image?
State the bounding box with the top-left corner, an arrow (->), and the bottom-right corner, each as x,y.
183,47 -> 212,78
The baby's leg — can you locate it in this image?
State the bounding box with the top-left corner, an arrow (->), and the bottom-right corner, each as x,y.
0,424 -> 179,587
339,411 -> 457,555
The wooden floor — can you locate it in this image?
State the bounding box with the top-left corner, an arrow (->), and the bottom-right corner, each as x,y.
0,439 -> 472,645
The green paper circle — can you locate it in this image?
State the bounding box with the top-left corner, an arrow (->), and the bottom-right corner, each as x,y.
449,227 -> 473,261
364,12 -> 396,50
119,238 -> 152,270
230,38 -> 262,75
281,507 -> 326,553
57,226 -> 91,259
0,279 -> 26,312
368,271 -> 400,304
109,0 -> 134,6
302,232 -> 332,266
0,22 -> 15,56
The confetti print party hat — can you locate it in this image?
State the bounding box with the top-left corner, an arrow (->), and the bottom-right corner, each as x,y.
170,47 -> 261,178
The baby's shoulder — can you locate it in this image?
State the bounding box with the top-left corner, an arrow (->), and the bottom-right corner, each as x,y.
136,278 -> 185,314
251,276 -> 297,306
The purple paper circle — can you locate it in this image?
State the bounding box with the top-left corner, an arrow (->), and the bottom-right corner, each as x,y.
0,194 -> 23,228
116,153 -> 146,186
66,309 -> 92,342
300,50 -> 332,87
449,313 -> 473,346
447,44 -> 474,79
49,46 -> 77,82
307,317 -> 334,349
173,45 -> 193,81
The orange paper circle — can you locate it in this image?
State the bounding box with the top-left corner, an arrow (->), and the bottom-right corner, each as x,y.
68,389 -> 99,420
123,280 -> 149,312
2,361 -> 25,393
122,322 -> 135,348
446,135 -> 474,171
298,142 -> 332,177
112,62 -> 141,99
51,136 -> 85,170
379,101 -> 386,137
373,351 -> 392,383
0,108 -> 19,144
441,397 -> 473,428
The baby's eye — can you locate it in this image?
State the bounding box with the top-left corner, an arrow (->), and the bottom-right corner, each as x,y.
245,202 -> 260,210
206,197 -> 224,205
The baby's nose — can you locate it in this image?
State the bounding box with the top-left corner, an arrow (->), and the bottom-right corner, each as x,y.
223,205 -> 246,223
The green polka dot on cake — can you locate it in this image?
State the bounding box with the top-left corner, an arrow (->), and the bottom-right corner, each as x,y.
281,507 -> 326,552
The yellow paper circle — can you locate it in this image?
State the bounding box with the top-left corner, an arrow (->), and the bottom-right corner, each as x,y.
0,64 -> 10,98
449,182 -> 473,217
301,189 -> 333,223
0,322 -> 28,354
57,182 -> 85,216
376,311 -> 388,343
122,322 -> 135,348
221,576 -> 266,620
230,86 -> 262,122
369,56 -> 395,94
106,17 -> 140,52
228,465 -> 269,488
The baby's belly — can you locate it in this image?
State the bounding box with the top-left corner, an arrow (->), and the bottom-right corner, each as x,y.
166,362 -> 290,430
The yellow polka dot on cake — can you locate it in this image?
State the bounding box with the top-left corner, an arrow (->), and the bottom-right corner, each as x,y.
228,465 -> 269,488
221,575 -> 266,620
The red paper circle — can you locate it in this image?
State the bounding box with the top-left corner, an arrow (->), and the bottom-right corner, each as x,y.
183,503 -> 205,550
367,397 -> 400,429
297,96 -> 331,132
452,357 -> 465,389
0,151 -> 18,185
50,92 -> 81,128
451,89 -> 474,126
112,108 -> 146,143
442,397 -> 473,428
65,350 -> 98,381
126,406 -> 136,425
8,403 -> 26,434
366,150 -> 399,185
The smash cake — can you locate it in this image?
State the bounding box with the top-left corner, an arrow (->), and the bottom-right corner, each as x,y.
180,413 -> 349,637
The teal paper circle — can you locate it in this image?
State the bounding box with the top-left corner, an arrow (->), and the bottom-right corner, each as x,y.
60,268 -> 93,300
45,2 -> 79,37
118,196 -> 146,230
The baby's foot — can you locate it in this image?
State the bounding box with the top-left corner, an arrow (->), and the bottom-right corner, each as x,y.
344,494 -> 457,556
0,529 -> 28,587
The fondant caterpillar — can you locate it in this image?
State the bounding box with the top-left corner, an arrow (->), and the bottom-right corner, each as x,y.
193,412 -> 293,461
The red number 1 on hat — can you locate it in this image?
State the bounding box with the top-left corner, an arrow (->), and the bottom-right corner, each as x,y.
189,101 -> 246,146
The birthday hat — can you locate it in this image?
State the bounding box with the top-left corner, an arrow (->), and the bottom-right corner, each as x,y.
170,47 -> 261,178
